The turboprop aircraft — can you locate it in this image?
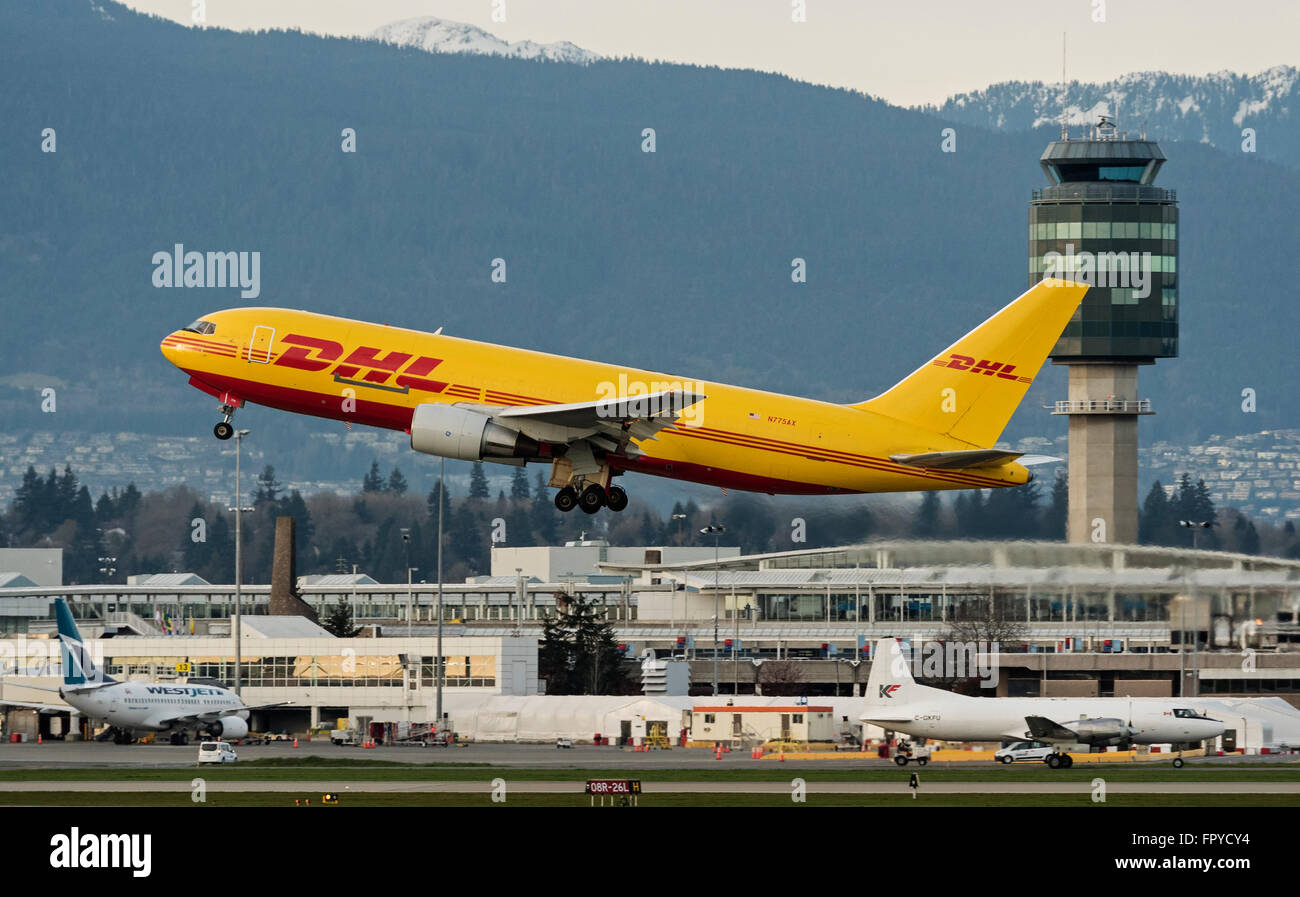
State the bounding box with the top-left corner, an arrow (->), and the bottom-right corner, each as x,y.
861,637 -> 1224,768
161,280 -> 1087,514
0,599 -> 285,744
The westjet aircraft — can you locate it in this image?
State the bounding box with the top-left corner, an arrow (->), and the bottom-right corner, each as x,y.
0,599 -> 284,744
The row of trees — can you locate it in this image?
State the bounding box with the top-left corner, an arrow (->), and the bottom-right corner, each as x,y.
3,461 -> 1298,585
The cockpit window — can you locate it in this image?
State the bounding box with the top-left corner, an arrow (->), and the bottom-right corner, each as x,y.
183,319 -> 216,335
1173,708 -> 1208,719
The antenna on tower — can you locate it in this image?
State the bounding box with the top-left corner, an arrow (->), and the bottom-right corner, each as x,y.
1060,31 -> 1068,140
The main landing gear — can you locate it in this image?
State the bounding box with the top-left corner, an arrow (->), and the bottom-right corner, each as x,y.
213,403 -> 237,440
553,484 -> 628,515
1045,751 -> 1074,769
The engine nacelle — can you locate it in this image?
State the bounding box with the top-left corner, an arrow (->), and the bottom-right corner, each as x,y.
209,716 -> 249,739
1069,717 -> 1133,745
410,403 -> 540,462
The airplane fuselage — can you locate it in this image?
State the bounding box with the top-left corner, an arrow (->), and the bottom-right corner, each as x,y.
161,308 -> 1029,495
865,693 -> 1224,745
62,682 -> 246,733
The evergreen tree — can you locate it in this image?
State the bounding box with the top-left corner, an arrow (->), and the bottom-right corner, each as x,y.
14,466 -> 41,533
323,600 -> 361,637
387,466 -> 408,495
426,479 -> 450,523
361,460 -> 386,494
117,483 -> 143,520
510,466 -> 531,501
1139,480 -> 1172,545
913,491 -> 941,539
253,465 -> 281,506
1041,471 -> 1068,540
538,596 -> 631,695
531,475 -> 558,546
468,462 -> 490,500
94,490 -> 116,524
1233,514 -> 1260,555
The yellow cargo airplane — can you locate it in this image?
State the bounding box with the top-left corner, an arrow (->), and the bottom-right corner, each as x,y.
160,280 -> 1086,514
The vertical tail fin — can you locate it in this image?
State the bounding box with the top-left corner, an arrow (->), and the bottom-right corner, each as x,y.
864,637 -> 917,705
55,598 -> 110,685
852,281 -> 1088,447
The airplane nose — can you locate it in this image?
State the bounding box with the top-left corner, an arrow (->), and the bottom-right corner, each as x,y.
160,331 -> 186,367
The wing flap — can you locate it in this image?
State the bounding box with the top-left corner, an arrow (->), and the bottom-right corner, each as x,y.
890,449 -> 1024,469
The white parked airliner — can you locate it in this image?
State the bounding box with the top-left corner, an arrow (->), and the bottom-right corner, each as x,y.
0,598 -> 285,745
860,637 -> 1224,768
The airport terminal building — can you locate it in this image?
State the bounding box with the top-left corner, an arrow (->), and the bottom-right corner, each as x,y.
2,539 -> 1299,741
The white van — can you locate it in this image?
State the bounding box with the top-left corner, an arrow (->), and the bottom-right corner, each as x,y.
995,741 -> 1054,764
197,741 -> 239,764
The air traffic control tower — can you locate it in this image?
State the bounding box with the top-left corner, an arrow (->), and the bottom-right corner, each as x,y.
1030,117 -> 1177,545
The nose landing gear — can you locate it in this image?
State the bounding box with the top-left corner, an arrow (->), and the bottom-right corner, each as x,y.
213,403 -> 237,440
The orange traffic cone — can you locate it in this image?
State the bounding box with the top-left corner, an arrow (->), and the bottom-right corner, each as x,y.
37,734 -> 42,745
293,737 -> 299,748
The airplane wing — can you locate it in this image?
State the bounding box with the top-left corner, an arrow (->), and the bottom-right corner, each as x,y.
493,389 -> 707,459
155,701 -> 293,728
0,698 -> 65,714
1024,715 -> 1081,742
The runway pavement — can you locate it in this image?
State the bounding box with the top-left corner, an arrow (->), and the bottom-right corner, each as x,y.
0,780 -> 1296,793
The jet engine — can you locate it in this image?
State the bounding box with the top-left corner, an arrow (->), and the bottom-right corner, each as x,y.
1068,717 -> 1135,746
410,403 -> 540,462
208,716 -> 249,739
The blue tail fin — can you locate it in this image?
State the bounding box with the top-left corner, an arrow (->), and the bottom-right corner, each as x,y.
55,598 -> 112,685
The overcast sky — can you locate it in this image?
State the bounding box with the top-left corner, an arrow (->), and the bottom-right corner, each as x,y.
120,0 -> 1298,107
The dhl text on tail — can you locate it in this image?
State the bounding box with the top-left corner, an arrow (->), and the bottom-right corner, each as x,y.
160,280 -> 1088,514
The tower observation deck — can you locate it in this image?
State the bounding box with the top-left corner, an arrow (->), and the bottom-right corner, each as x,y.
1030,117 -> 1178,545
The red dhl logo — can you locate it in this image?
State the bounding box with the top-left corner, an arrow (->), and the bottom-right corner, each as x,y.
931,354 -> 1031,383
273,334 -> 447,394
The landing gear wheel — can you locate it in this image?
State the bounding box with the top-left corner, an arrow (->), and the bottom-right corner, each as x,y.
605,485 -> 629,512
214,421 -> 234,440
894,754 -> 909,766
1000,755 -> 1014,765
1046,754 -> 1063,769
1172,757 -> 1185,769
554,486 -> 578,513
578,484 -> 605,514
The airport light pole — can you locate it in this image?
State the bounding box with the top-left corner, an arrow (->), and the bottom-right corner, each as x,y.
700,523 -> 725,696
401,526 -> 413,636
436,457 -> 445,727
1179,519 -> 1213,551
227,428 -> 251,696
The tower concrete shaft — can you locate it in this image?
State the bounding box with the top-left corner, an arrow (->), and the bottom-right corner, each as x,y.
1054,363 -> 1151,544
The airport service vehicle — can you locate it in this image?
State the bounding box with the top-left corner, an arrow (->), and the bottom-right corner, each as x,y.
0,598 -> 287,744
161,281 -> 1087,514
893,743 -> 931,766
861,638 -> 1224,769
197,741 -> 238,764
995,741 -> 1055,764
330,728 -> 360,746
556,737 -> 573,749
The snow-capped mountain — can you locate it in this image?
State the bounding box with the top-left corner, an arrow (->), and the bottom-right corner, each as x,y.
370,16 -> 597,65
922,66 -> 1297,167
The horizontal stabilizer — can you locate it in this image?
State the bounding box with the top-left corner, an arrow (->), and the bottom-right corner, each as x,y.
889,449 -> 1024,469
1018,454 -> 1062,466
1024,715 -> 1079,742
